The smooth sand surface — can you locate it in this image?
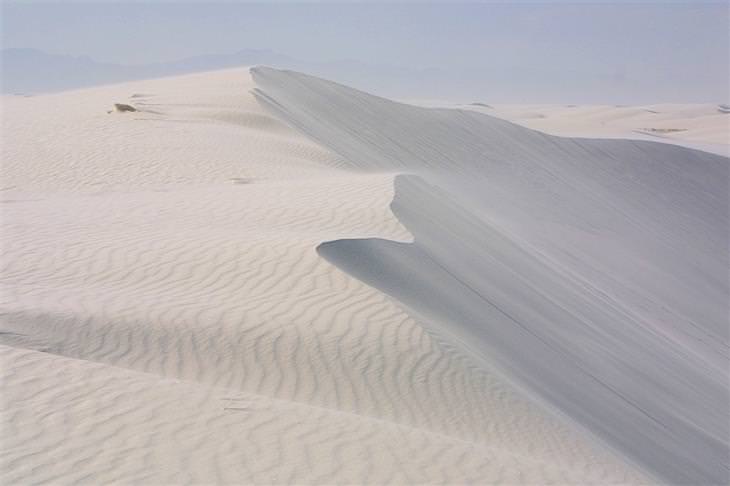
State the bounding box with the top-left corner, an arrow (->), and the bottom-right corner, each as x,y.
253,67 -> 729,485
1,67 -> 724,484
412,100 -> 729,156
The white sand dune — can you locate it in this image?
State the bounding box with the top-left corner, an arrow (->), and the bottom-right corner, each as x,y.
1,68 -> 654,484
252,67 -> 729,484
3,66 -> 727,484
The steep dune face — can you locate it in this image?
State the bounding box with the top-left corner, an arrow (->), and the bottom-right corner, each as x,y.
252,67 -> 729,484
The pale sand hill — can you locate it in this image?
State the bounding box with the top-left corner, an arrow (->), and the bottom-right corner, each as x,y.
1,68 -> 650,484
252,67 -> 728,484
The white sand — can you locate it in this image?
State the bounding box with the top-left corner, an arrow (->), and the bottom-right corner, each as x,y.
253,67 -> 729,484
412,100 -> 729,156
2,67 -> 722,484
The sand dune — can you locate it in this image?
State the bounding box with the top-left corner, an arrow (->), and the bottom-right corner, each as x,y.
252,67 -> 729,484
0,68 -> 658,484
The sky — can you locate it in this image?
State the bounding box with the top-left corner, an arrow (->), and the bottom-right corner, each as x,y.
1,1 -> 728,102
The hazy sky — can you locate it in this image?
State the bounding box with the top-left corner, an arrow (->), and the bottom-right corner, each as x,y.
1,1 -> 728,102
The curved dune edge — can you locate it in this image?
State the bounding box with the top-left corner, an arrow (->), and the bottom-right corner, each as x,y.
317,175 -> 727,485
251,66 -> 729,485
1,67 -> 656,484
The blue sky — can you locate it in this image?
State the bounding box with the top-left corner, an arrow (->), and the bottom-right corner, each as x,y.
1,1 -> 728,102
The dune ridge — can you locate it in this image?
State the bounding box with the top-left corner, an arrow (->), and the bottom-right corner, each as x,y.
251,66 -> 729,485
1,68 -> 652,483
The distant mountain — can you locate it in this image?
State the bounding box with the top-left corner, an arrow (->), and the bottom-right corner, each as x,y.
0,48 -> 301,94
0,48 -> 515,102
0,48 -> 448,99
5,48 -> 721,104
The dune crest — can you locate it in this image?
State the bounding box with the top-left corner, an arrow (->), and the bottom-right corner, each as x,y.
1,67 -> 658,484
252,66 -> 729,485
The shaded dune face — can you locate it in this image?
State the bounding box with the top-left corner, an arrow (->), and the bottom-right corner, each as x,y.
253,67 -> 729,484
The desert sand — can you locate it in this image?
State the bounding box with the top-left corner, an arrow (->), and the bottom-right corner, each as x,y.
413,100 -> 729,156
1,67 -> 727,484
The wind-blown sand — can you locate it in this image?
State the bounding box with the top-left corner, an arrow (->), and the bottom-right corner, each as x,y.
1,67 -> 727,484
252,67 -> 728,485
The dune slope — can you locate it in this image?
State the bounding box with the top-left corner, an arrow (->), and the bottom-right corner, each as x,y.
1,68 -> 653,483
252,67 -> 729,484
